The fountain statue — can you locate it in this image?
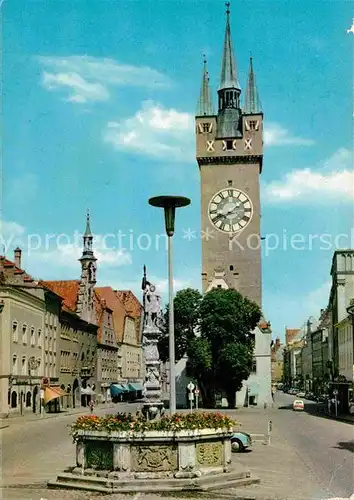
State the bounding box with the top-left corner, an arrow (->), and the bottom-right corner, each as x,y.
141,265 -> 164,419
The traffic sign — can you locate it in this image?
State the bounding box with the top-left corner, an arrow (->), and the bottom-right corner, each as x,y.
188,393 -> 194,401
333,389 -> 339,396
187,382 -> 195,392
41,377 -> 50,388
195,388 -> 200,395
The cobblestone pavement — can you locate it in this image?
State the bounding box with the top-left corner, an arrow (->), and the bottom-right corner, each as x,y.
1,395 -> 353,500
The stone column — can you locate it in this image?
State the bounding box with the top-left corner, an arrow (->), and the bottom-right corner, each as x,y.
175,441 -> 198,478
113,443 -> 131,471
141,329 -> 164,419
76,441 -> 84,467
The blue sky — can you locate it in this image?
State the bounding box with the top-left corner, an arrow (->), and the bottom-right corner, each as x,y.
2,0 -> 353,340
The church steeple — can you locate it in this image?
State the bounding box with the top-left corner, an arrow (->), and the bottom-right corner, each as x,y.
77,211 -> 97,323
196,56 -> 215,117
244,57 -> 262,114
216,3 -> 242,138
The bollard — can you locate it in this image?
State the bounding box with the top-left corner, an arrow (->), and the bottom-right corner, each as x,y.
267,420 -> 272,445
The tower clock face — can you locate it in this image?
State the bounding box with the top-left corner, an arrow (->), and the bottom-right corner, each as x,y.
208,188 -> 253,233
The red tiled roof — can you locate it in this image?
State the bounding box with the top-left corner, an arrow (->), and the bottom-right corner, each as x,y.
115,290 -> 143,319
0,256 -> 34,282
95,287 -> 126,343
42,280 -> 80,312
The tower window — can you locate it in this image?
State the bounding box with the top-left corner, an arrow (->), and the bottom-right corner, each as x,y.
202,123 -> 211,133
226,140 -> 233,150
217,285 -> 222,288
229,265 -> 234,271
248,120 -> 259,131
228,180 -> 232,186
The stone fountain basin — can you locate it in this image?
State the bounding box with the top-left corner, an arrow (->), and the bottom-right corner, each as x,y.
48,427 -> 260,492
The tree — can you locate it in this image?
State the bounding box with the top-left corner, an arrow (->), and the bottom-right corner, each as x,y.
159,287 -> 261,408
190,288 -> 261,408
158,288 -> 202,363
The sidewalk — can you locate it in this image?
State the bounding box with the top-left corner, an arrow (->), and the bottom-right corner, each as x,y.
0,402 -> 115,429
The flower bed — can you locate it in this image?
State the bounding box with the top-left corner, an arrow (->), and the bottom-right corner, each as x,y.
70,411 -> 235,440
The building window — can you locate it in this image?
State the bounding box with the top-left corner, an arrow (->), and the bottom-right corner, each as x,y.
229,265 -> 234,271
12,355 -> 18,375
249,120 -> 258,130
226,140 -> 234,150
202,123 -> 211,133
251,358 -> 257,373
217,285 -> 222,288
12,321 -> 18,342
21,356 -> 27,375
37,329 -> 42,347
22,324 -> 27,344
30,326 -> 35,346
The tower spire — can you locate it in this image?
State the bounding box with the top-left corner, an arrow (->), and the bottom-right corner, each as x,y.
196,55 -> 215,116
219,2 -> 240,91
77,211 -> 97,323
244,57 -> 262,114
82,209 -> 94,257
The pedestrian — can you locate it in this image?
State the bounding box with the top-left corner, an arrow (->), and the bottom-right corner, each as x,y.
89,399 -> 94,413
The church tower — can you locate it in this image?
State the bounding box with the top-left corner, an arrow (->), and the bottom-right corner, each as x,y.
77,211 -> 97,323
196,4 -> 263,307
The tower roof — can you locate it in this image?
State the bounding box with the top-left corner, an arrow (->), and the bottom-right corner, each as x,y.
219,3 -> 240,91
244,57 -> 262,114
84,209 -> 92,237
196,56 -> 215,117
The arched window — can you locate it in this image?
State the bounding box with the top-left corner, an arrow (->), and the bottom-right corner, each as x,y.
12,321 -> 18,342
22,324 -> 27,344
26,391 -> 31,407
11,391 -> 17,408
12,354 -> 18,375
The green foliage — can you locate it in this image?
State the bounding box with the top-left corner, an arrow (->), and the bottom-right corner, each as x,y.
159,287 -> 262,407
158,288 -> 202,362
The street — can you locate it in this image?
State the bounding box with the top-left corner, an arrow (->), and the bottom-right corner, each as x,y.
0,395 -> 353,500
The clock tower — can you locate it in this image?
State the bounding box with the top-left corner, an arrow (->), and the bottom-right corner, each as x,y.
196,4 -> 263,307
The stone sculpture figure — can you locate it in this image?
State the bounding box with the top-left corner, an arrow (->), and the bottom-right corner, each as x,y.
141,265 -> 164,419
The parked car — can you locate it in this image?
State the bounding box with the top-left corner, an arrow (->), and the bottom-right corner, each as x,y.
231,432 -> 252,452
293,399 -> 305,411
305,392 -> 315,400
296,391 -> 306,398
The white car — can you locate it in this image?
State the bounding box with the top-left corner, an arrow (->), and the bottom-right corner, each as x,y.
296,391 -> 306,398
293,399 -> 304,411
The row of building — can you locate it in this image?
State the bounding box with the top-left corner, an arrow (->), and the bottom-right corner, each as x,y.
0,214 -> 144,418
271,250 -> 354,413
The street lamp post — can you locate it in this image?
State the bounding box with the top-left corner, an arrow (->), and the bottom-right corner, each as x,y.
149,195 -> 191,415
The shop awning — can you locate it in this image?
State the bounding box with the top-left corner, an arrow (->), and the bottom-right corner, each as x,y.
51,386 -> 68,397
43,387 -> 62,404
128,382 -> 143,392
80,387 -> 95,395
110,384 -> 127,397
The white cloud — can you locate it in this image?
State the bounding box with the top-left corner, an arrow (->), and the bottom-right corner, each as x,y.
42,71 -> 109,103
1,220 -> 132,281
264,122 -> 314,147
103,100 -> 194,161
263,148 -> 354,203
0,221 -> 26,252
38,55 -> 172,104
